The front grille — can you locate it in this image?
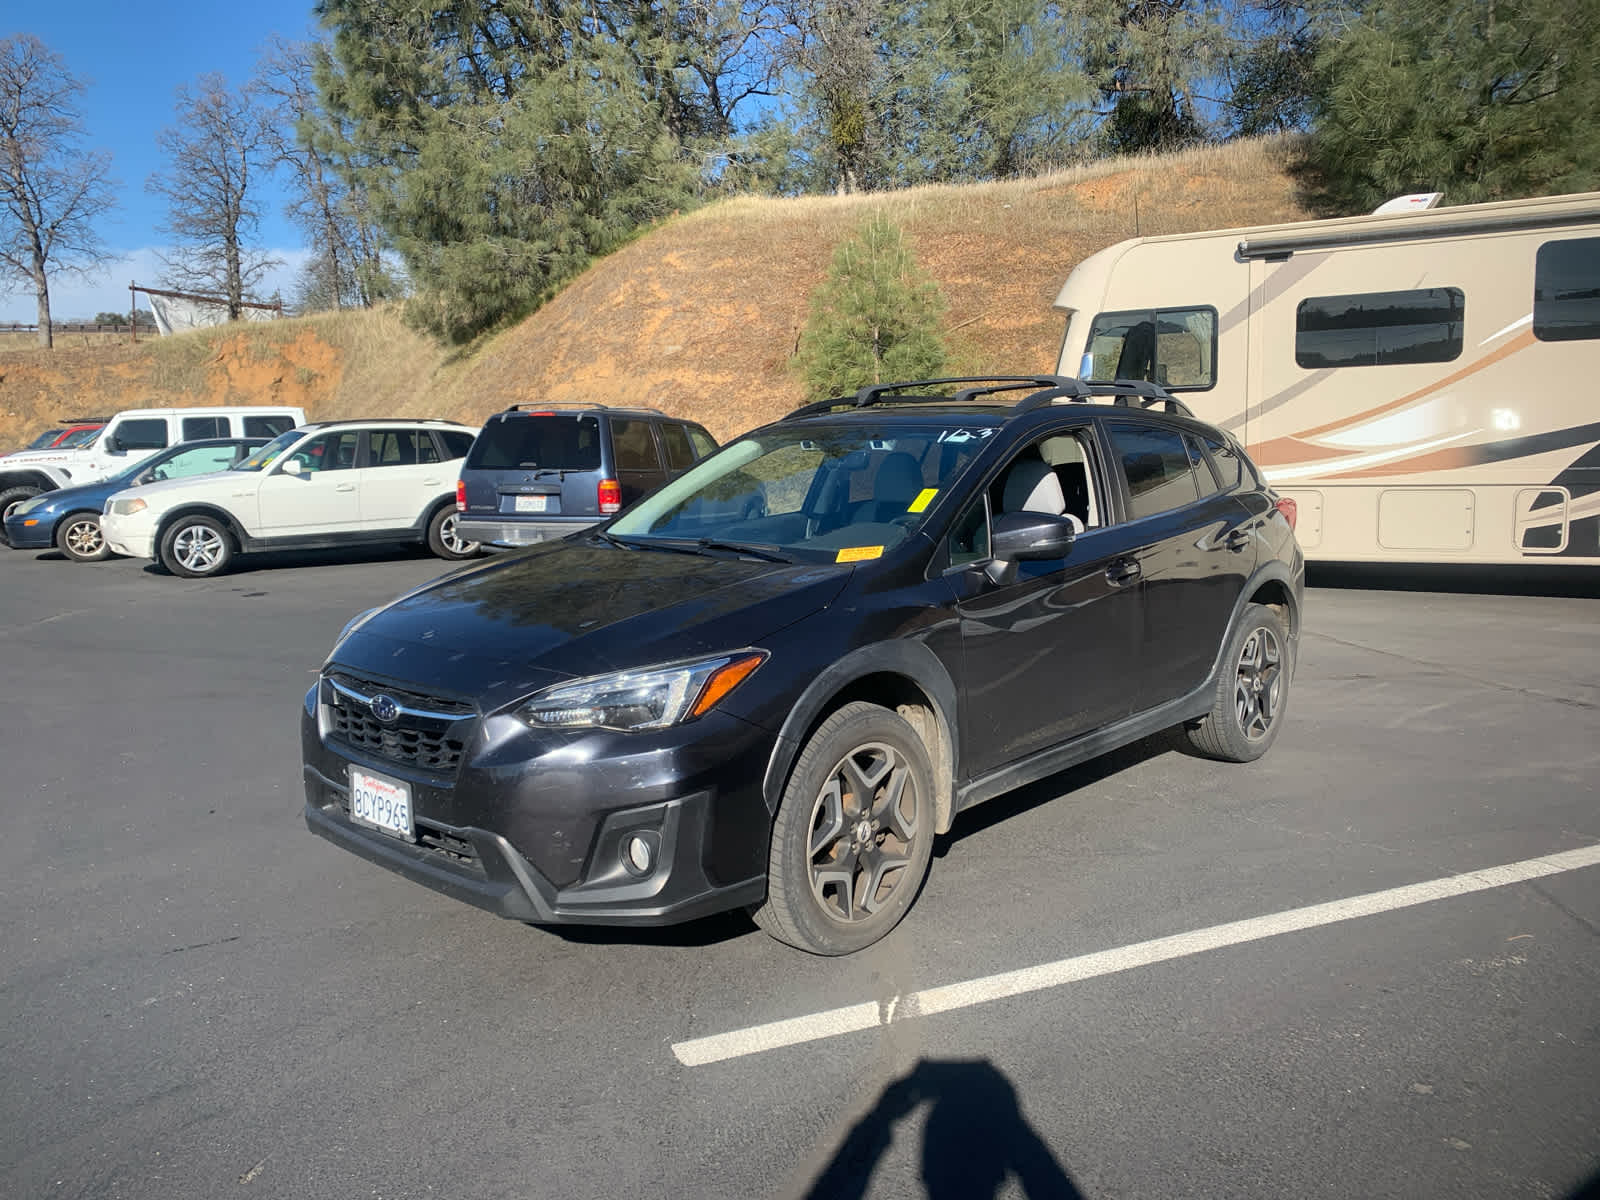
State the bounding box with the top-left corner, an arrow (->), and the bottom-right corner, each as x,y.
322,672 -> 474,774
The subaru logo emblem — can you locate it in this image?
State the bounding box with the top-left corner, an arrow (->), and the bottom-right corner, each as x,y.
369,694 -> 401,724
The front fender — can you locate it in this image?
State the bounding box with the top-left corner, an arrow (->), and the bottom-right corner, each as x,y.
0,465 -> 71,493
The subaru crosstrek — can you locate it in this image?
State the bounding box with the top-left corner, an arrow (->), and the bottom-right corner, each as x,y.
303,376 -> 1304,955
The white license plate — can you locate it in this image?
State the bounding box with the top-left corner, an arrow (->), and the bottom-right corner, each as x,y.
513,494 -> 550,513
348,766 -> 414,840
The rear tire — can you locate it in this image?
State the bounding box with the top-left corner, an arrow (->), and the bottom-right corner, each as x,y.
427,505 -> 480,560
159,516 -> 234,578
753,701 -> 935,956
1186,602 -> 1290,763
58,512 -> 111,562
0,484 -> 43,526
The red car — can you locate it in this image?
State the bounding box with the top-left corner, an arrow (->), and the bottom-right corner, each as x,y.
9,420 -> 106,456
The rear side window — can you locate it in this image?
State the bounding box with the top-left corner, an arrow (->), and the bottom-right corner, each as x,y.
244,415 -> 296,438
115,418 -> 168,451
1108,422 -> 1200,519
1083,307 -> 1217,390
182,416 -> 226,439
658,423 -> 695,471
687,426 -> 717,458
611,418 -> 663,472
1296,288 -> 1464,368
1200,434 -> 1243,490
1533,237 -> 1600,342
435,430 -> 473,459
1185,435 -> 1219,498
466,416 -> 601,471
367,429 -> 433,467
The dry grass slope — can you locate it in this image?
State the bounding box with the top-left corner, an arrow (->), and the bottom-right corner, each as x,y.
0,137 -> 1309,448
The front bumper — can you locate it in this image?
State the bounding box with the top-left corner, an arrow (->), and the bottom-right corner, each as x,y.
457,515 -> 600,547
300,680 -> 775,926
2,514 -> 56,549
99,512 -> 157,560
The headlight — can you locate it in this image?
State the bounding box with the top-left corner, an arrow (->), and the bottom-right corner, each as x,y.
518,651 -> 766,732
11,495 -> 45,516
109,497 -> 147,516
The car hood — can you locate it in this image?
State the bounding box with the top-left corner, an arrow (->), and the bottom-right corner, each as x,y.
328,542 -> 854,710
15,476 -> 124,513
106,472 -> 237,506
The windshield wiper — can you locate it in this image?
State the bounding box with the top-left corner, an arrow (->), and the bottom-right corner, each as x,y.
587,530 -> 636,550
694,539 -> 792,562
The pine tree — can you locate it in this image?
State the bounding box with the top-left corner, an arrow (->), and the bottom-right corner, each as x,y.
794,213 -> 947,400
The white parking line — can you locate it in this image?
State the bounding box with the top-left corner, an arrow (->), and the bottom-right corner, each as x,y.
672,843 -> 1600,1067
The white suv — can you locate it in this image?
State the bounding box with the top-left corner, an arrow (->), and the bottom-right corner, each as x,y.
0,405 -> 305,522
100,419 -> 480,578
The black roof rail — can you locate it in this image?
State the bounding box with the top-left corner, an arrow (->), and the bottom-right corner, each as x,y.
58,415 -> 110,423
785,374 -> 1194,420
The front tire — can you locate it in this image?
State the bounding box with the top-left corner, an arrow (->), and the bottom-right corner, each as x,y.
0,484 -> 43,526
427,506 -> 480,560
1186,602 -> 1290,762
58,512 -> 112,562
753,701 -> 936,956
159,516 -> 234,578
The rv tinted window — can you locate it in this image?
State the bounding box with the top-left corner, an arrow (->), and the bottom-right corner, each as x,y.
1533,237 -> 1600,342
1082,307 -> 1217,391
1295,288 -> 1464,368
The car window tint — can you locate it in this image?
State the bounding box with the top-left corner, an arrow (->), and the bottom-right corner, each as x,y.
368,429 -> 422,467
465,416 -> 600,470
1185,435 -> 1220,498
182,416 -> 227,440
1108,422 -> 1200,519
1201,434 -> 1242,490
687,426 -> 717,458
115,418 -> 168,451
947,498 -> 990,568
659,422 -> 695,471
612,418 -> 662,472
244,415 -> 295,437
293,430 -> 359,473
436,430 -> 473,459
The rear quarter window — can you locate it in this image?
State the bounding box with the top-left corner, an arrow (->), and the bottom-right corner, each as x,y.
466,416 -> 601,471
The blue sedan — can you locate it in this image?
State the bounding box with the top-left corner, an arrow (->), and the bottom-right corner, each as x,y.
2,438 -> 267,561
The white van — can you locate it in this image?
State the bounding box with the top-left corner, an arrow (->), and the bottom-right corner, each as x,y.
0,405 -> 306,521
1051,192 -> 1600,565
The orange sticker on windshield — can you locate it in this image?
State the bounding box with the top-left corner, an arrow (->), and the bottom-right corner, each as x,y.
836,546 -> 884,563
907,488 -> 938,514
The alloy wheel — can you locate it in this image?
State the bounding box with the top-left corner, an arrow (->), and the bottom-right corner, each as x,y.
439,512 -> 478,555
1234,625 -> 1283,741
807,741 -> 921,923
173,524 -> 225,573
63,517 -> 104,557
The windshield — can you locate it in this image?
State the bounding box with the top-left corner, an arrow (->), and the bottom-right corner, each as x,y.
57,426 -> 102,448
232,428 -> 304,472
607,422 -> 996,561
25,429 -> 64,450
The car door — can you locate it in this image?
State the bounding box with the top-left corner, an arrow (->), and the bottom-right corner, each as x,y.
1103,420 -> 1257,710
358,427 -> 450,531
609,417 -> 668,505
255,429 -> 363,537
946,422 -> 1148,779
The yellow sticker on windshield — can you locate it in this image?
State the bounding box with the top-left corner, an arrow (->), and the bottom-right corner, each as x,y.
836,546 -> 884,563
907,487 -> 939,514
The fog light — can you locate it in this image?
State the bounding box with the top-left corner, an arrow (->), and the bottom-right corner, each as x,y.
624,834 -> 653,875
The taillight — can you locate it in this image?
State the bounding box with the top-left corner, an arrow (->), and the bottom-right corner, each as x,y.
455,479 -> 466,512
1275,496 -> 1298,531
598,478 -> 622,514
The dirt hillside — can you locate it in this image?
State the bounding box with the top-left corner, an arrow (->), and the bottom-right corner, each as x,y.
0,138 -> 1310,448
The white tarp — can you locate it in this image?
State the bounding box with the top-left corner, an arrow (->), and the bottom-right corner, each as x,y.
147,293 -> 279,336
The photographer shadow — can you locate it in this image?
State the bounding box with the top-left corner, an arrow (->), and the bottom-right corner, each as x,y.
805,1058 -> 1084,1200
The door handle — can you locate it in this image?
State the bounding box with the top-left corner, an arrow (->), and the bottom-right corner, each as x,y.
422,478 -> 441,487
1106,559 -> 1141,585
335,483 -> 356,493
1225,528 -> 1253,552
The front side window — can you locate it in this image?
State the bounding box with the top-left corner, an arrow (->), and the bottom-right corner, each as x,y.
149,445 -> 238,480
114,418 -> 168,451
609,423 -> 994,561
1082,307 -> 1217,390
1534,236 -> 1600,342
290,431 -> 359,473
1108,422 -> 1200,519
946,498 -> 990,568
1295,287 -> 1464,368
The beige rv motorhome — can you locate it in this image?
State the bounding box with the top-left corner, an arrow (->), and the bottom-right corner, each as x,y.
1052,192 -> 1600,565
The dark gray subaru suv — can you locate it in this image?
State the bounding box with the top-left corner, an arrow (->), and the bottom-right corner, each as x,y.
304,376 -> 1304,955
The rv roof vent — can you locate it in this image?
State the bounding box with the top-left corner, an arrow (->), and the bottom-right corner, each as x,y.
1372,192 -> 1443,215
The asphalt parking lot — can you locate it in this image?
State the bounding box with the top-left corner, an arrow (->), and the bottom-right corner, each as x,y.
1,545 -> 1596,1200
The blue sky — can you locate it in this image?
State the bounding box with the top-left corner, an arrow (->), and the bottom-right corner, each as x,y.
3,1 -> 322,323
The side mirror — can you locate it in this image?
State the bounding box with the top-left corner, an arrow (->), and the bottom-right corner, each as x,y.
984,511 -> 1078,583
282,458 -> 305,476
105,436 -> 124,455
